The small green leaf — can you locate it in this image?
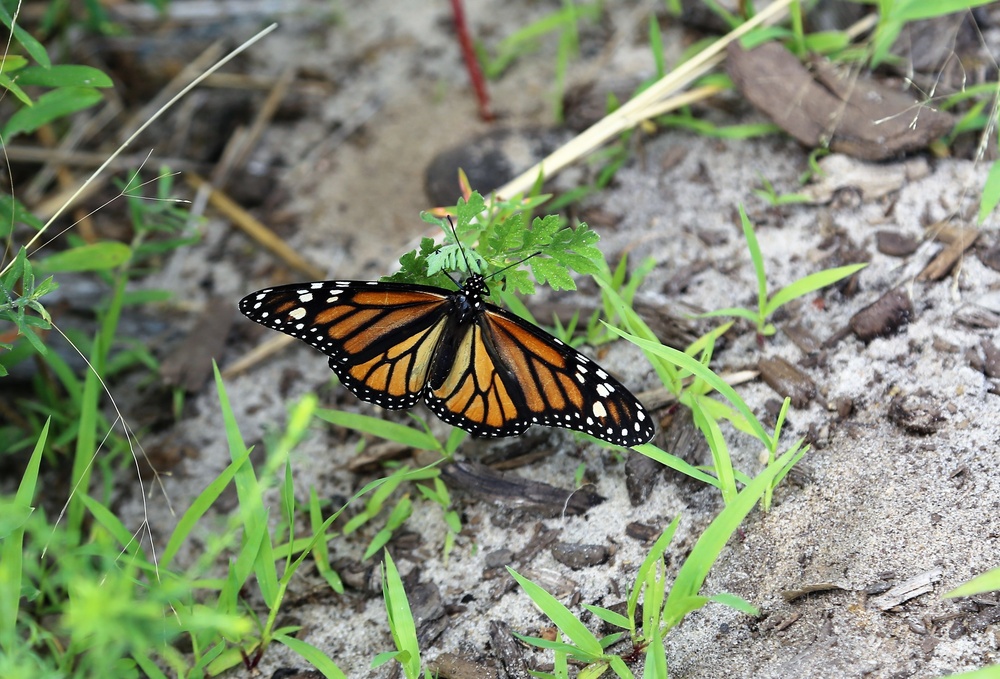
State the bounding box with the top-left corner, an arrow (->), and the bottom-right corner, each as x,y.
0,72 -> 32,106
0,4 -> 51,68
3,86 -> 103,138
765,263 -> 866,314
707,592 -> 759,616
383,552 -> 422,678
0,55 -> 28,73
35,242 -> 131,273
15,65 -> 114,88
275,633 -> 348,679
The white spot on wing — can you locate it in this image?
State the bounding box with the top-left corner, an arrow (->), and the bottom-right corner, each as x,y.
593,402 -> 607,418
289,307 -> 307,320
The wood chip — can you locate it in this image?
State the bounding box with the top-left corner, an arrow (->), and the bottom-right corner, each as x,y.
876,230 -> 920,257
870,568 -> 943,610
981,339 -> 1000,379
888,395 -> 944,436
799,154 -> 929,204
440,461 -> 604,517
758,356 -> 816,408
782,323 -> 823,355
489,620 -> 531,679
429,653 -> 498,679
849,288 -> 913,342
728,41 -> 953,160
624,452 -> 663,506
551,542 -> 612,570
918,225 -> 979,281
782,582 -> 845,603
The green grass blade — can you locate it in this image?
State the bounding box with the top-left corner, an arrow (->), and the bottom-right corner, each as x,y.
939,667 -> 1000,679
641,625 -> 667,679
632,444 -> 721,487
628,515 -> 680,629
706,592 -> 758,615
34,242 -> 131,273
663,445 -> 803,629
508,567 -> 603,658
608,327 -> 771,446
894,0 -> 995,20
310,487 -> 344,594
0,419 -> 48,653
737,206 -> 768,326
943,567 -> 1000,598
213,361 -> 278,607
581,604 -> 631,630
68,336 -> 101,534
160,446 -> 252,569
383,551 -> 421,679
80,494 -> 144,558
690,396 -> 737,504
979,159 -> 1000,225
315,408 -> 441,451
217,514 -> 267,616
593,275 -> 680,393
2,86 -> 103,138
698,307 -> 761,323
274,633 -> 347,679
0,4 -> 49,67
765,263 -> 866,315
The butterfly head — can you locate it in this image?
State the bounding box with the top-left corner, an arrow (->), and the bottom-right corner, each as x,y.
461,273 -> 489,300
447,273 -> 490,323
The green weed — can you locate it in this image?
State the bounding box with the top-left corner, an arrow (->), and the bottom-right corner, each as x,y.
700,206 -> 866,337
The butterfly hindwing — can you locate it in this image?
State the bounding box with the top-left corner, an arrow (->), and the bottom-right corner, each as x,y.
239,281 -> 450,409
423,321 -> 530,438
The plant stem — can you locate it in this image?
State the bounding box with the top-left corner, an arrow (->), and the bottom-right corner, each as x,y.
450,0 -> 494,122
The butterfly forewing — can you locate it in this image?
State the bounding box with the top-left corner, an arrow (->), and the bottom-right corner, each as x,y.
239,281 -> 450,409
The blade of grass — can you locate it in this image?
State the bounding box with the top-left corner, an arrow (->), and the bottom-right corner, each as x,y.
315,408 -> 441,451
663,444 -> 805,629
275,633 -> 347,679
608,326 -> 772,447
0,419 -> 48,653
508,567 -> 604,658
160,446 -> 253,570
383,551 -> 421,678
213,361 -> 279,608
765,264 -> 867,315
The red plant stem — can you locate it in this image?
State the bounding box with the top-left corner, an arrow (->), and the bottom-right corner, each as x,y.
450,0 -> 494,121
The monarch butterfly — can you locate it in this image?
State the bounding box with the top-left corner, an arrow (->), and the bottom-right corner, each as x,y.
239,272 -> 654,447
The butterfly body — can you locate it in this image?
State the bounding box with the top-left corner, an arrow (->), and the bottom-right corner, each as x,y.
240,274 -> 654,446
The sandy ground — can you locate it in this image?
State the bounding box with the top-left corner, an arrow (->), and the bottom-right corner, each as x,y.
98,1 -> 1000,676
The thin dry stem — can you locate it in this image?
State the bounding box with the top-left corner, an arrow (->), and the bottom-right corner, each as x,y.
493,0 -> 795,200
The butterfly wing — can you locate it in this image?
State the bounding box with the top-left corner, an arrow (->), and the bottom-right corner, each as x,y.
239,281 -> 451,409
477,304 -> 654,447
423,320 -> 530,438
421,298 -> 653,446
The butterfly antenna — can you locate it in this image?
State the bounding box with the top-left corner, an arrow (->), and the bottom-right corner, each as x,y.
486,250 -> 542,282
446,215 -> 475,275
